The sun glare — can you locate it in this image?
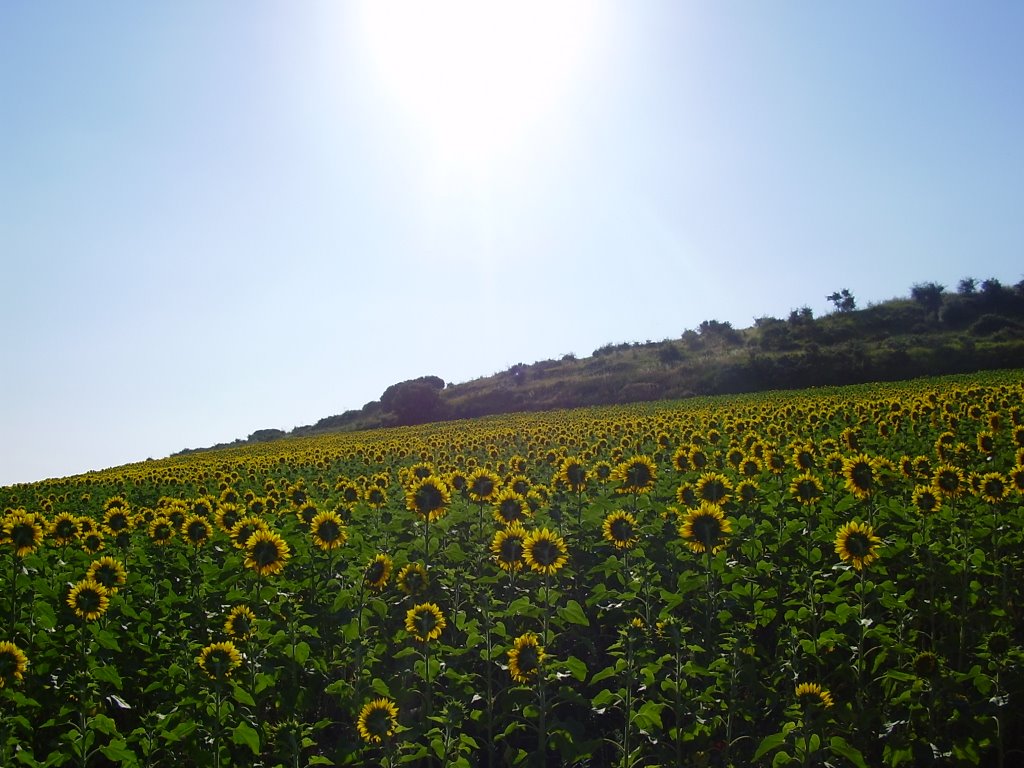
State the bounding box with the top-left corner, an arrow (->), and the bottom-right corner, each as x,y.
358,1 -> 603,174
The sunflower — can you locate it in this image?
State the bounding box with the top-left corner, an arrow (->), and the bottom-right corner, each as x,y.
834,521 -> 881,571
491,523 -> 528,572
102,507 -> 133,538
214,503 -> 243,534
67,579 -> 110,621
87,556 -> 127,593
294,502 -> 319,529
244,530 -> 291,577
310,510 -> 347,552
49,512 -> 81,546
197,641 -> 242,680
466,468 -> 501,503
977,472 -> 1008,504
182,514 -> 213,547
364,554 -> 393,591
912,486 -> 942,516
556,458 -> 588,493
789,472 -> 823,506
932,464 -> 966,499
602,510 -> 639,550
405,476 -> 451,522
357,698 -> 399,745
675,483 -> 697,508
397,562 -> 429,596
736,480 -> 760,505
492,488 -> 531,527
4,511 -> 44,557
523,528 -> 569,576
81,531 -> 104,555
508,632 -> 545,684
0,641 -> 29,688
224,605 -> 257,640
230,515 -> 270,550
695,472 -> 732,505
405,602 -> 446,643
612,456 -> 658,494
842,454 -> 876,499
913,651 -> 940,678
795,682 -> 834,709
364,486 -> 388,510
147,516 -> 175,546
678,503 -> 732,554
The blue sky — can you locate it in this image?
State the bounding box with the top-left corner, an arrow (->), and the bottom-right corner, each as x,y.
2,1 -> 1022,486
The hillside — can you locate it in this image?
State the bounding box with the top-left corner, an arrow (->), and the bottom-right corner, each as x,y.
184,279 -> 1024,452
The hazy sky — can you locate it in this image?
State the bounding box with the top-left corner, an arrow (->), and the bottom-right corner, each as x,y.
2,2 -> 1022,486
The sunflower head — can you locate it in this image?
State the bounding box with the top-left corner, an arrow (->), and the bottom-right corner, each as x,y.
67,579 -> 110,621
49,512 -> 81,546
244,529 -> 291,577
197,641 -> 242,680
397,563 -> 429,596
182,515 -> 213,547
602,510 -> 639,550
405,602 -> 446,643
612,456 -> 658,494
913,651 -> 940,678
523,528 -> 569,576
310,511 -> 347,552
795,682 -> 834,709
491,524 -> 527,572
466,469 -> 501,503
364,554 -> 393,590
508,632 -> 544,684
678,503 -> 732,554
0,641 -> 29,688
357,698 -> 399,745
492,488 -> 531,526
834,521 -> 881,571
556,458 -> 588,492
978,472 -> 1008,504
405,477 -> 451,522
224,605 -> 257,640
789,472 -> 823,505
912,486 -> 941,516
147,516 -> 175,546
696,472 -> 732,505
842,454 -> 876,499
932,464 -> 966,499
87,556 -> 127,593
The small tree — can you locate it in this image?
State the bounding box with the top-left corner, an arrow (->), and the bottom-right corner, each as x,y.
957,277 -> 977,295
910,282 -> 945,320
826,289 -> 856,313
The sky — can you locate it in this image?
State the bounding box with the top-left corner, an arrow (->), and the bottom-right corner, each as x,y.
2,1 -> 1023,486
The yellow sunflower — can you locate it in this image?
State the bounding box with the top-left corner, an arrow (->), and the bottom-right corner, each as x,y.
49,512 -> 81,547
523,528 -> 569,576
612,456 -> 658,494
795,682 -> 834,709
508,632 -> 545,684
602,510 -> 639,550
197,641 -> 242,680
397,563 -> 429,596
244,529 -> 291,577
405,602 -> 446,643
102,507 -> 134,538
4,511 -> 44,558
932,464 -> 966,499
842,454 -> 876,499
67,579 -> 110,621
357,698 -> 399,745
789,472 -> 823,506
834,521 -> 881,571
224,605 -> 257,640
310,510 -> 347,552
86,556 -> 127,593
147,516 -> 175,546
0,641 -> 29,688
466,468 -> 501,503
911,486 -> 942,516
364,554 -> 393,591
181,514 -> 213,547
678,503 -> 732,554
977,472 -> 1008,504
556,458 -> 588,493
405,476 -> 451,522
230,515 -> 270,550
492,488 -> 531,527
695,472 -> 732,505
491,523 -> 528,572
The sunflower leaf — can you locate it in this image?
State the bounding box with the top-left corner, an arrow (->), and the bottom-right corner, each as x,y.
558,600 -> 590,626
232,722 -> 261,754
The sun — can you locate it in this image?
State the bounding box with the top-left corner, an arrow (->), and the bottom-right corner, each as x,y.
357,1 -> 603,174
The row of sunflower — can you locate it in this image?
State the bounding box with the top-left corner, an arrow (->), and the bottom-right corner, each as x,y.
0,370 -> 1022,766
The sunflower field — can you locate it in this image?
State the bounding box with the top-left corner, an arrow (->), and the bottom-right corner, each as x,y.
2,371 -> 1023,767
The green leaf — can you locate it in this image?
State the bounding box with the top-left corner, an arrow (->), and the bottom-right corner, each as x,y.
564,655 -> 588,682
754,732 -> 788,761
292,641 -> 310,665
232,684 -> 256,707
371,677 -> 391,698
557,599 -> 590,626
232,722 -> 261,754
99,739 -> 137,764
829,736 -> 868,768
90,714 -> 118,736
